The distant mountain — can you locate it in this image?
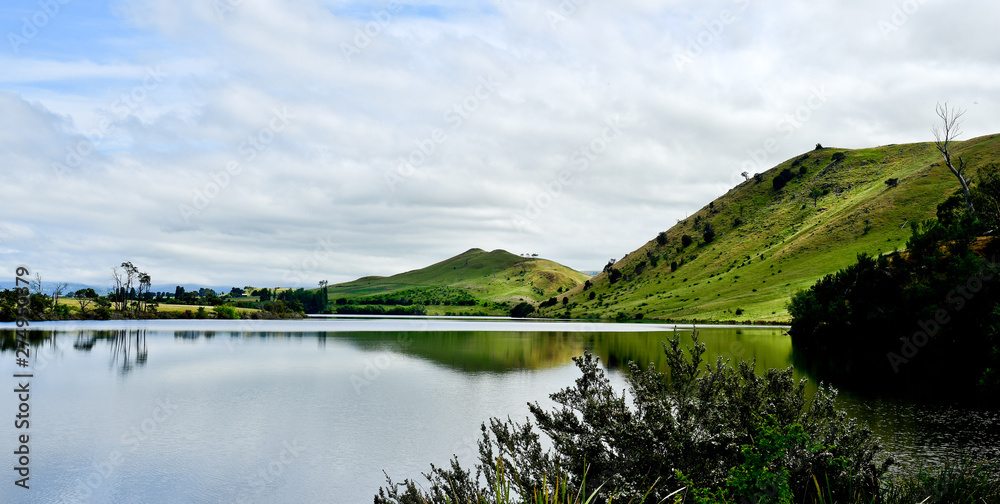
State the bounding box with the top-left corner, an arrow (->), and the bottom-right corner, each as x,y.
324,248 -> 590,305
552,134 -> 1000,323
0,282 -> 98,296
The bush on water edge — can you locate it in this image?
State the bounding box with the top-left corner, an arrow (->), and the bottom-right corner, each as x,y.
375,331 -> 999,503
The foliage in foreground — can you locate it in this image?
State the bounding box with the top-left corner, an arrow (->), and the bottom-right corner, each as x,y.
375,331 -> 891,504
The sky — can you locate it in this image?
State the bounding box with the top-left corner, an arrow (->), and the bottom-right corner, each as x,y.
2,0 -> 1000,289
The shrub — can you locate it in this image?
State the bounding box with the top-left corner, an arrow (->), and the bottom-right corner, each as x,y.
772,168 -> 795,191
681,235 -> 693,248
831,151 -> 846,162
375,331 -> 890,503
703,223 -> 716,244
213,304 -> 239,319
510,302 -> 535,318
656,231 -> 668,246
885,178 -> 899,188
607,268 -> 622,284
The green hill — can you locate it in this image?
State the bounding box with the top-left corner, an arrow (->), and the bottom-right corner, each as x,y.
325,248 -> 591,314
549,134 -> 1000,323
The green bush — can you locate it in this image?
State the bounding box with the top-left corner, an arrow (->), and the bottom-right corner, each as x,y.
772,168 -> 795,191
213,304 -> 239,319
376,331 -> 890,503
510,302 -> 535,318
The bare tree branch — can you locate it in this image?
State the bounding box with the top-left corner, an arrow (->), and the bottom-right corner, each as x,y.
932,102 -> 974,213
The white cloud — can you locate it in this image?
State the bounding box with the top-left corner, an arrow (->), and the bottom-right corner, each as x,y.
3,0 -> 1000,287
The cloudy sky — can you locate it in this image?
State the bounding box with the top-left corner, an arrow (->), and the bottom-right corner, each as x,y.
2,0 -> 999,289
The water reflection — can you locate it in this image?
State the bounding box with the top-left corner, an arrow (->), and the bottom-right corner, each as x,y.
0,322 -> 995,482
109,328 -> 148,374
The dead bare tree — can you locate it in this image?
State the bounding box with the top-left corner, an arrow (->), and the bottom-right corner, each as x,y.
32,272 -> 43,295
52,282 -> 68,310
111,266 -> 124,312
932,102 -> 975,213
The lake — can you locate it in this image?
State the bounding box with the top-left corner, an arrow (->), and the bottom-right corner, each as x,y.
2,319 -> 998,503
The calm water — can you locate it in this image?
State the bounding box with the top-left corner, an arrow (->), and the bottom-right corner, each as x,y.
1,319 -> 998,503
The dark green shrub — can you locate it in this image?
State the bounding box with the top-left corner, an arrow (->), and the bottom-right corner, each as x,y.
703,223 -> 716,244
656,231 -> 668,246
607,268 -> 622,284
509,302 -> 535,318
772,168 -> 795,191
681,235 -> 693,248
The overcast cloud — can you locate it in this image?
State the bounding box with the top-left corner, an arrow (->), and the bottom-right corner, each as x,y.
2,0 -> 999,288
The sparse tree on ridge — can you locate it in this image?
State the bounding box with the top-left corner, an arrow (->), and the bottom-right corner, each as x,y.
932,102 -> 975,213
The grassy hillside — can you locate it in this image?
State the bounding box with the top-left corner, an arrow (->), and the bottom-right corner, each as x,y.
550,134 -> 1000,323
325,248 -> 591,313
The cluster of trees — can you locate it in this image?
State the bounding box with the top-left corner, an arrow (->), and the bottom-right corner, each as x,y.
340,287 -> 480,308
274,287 -> 327,314
789,157 -> 1000,399
1,261 -> 316,320
110,262 -> 153,316
335,304 -> 427,316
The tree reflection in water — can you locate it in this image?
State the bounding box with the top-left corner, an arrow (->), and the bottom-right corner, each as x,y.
109,328 -> 147,374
